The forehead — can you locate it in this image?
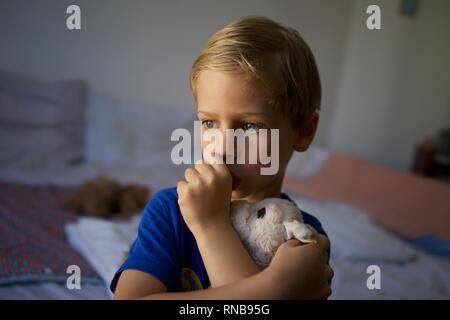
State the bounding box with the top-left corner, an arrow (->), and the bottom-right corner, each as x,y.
195,70 -> 272,116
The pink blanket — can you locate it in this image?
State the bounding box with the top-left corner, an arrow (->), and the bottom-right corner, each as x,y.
283,154 -> 450,239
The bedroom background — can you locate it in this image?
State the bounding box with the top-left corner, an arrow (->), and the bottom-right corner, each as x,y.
0,0 -> 449,299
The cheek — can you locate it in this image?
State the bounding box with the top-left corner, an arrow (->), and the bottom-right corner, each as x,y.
233,165 -> 261,187
237,132 -> 274,165
201,135 -> 211,156
277,129 -> 296,164
200,128 -> 292,171
201,129 -> 225,163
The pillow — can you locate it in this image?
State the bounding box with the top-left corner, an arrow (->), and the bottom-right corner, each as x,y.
85,91 -> 196,167
65,213 -> 142,297
286,146 -> 331,179
0,69 -> 86,170
288,194 -> 419,263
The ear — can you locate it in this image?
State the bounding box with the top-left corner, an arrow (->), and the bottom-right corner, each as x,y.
293,112 -> 319,152
283,221 -> 318,243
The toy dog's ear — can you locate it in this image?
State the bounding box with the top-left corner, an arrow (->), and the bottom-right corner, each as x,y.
283,220 -> 318,244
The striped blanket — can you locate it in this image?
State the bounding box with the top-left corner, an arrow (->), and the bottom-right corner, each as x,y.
0,181 -> 102,285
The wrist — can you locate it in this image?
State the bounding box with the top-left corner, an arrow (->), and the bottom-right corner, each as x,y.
192,216 -> 233,240
255,267 -> 282,300
261,263 -> 284,299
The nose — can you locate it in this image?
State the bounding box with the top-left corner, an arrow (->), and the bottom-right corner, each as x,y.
203,127 -> 238,164
216,128 -> 237,164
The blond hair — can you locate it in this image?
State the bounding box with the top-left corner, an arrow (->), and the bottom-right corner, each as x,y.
190,15 -> 321,129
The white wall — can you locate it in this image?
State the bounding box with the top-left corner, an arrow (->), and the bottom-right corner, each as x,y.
328,0 -> 450,171
0,0 -> 354,148
1,0 -> 448,171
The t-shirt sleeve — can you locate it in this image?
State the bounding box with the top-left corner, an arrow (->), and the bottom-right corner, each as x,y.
110,189 -> 179,293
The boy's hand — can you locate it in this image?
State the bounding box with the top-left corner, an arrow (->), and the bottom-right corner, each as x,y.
177,160 -> 232,234
266,234 -> 333,300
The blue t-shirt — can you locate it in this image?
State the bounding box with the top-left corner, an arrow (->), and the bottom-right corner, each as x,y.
110,187 -> 330,293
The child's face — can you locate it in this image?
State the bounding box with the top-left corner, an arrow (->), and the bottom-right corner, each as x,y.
195,70 -> 314,203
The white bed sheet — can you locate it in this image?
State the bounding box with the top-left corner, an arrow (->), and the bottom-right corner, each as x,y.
290,194 -> 450,299
63,193 -> 450,300
330,252 -> 450,299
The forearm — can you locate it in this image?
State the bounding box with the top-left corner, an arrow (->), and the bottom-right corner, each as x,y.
193,221 -> 261,288
140,269 -> 275,300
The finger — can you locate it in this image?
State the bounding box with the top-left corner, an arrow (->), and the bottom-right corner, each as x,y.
320,284 -> 332,300
322,264 -> 334,283
194,160 -> 215,179
284,239 -> 303,247
184,167 -> 199,183
203,154 -> 231,177
326,265 -> 334,282
176,180 -> 187,197
209,161 -> 231,179
315,234 -> 330,252
301,234 -> 329,263
196,158 -> 230,184
194,159 -> 205,166
203,152 -> 223,165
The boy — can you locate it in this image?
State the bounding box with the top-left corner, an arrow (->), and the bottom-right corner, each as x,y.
112,15 -> 333,299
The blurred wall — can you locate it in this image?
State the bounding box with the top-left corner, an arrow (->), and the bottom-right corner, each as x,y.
0,0 -> 354,149
328,0 -> 450,170
1,0 -> 448,171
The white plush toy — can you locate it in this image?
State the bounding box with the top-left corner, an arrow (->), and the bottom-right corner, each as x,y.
230,197 -> 319,269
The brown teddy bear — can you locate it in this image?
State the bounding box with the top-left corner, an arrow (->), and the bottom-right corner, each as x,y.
68,175 -> 151,218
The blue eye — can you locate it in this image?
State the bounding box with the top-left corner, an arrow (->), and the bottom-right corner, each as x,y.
243,122 -> 260,132
202,120 -> 216,129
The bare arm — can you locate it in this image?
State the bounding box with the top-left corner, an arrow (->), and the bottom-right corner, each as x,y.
114,267 -> 275,300
177,161 -> 262,288
114,236 -> 333,300
193,221 -> 260,288
143,269 -> 274,300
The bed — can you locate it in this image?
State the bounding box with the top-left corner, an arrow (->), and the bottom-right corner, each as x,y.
1,69 -> 449,299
